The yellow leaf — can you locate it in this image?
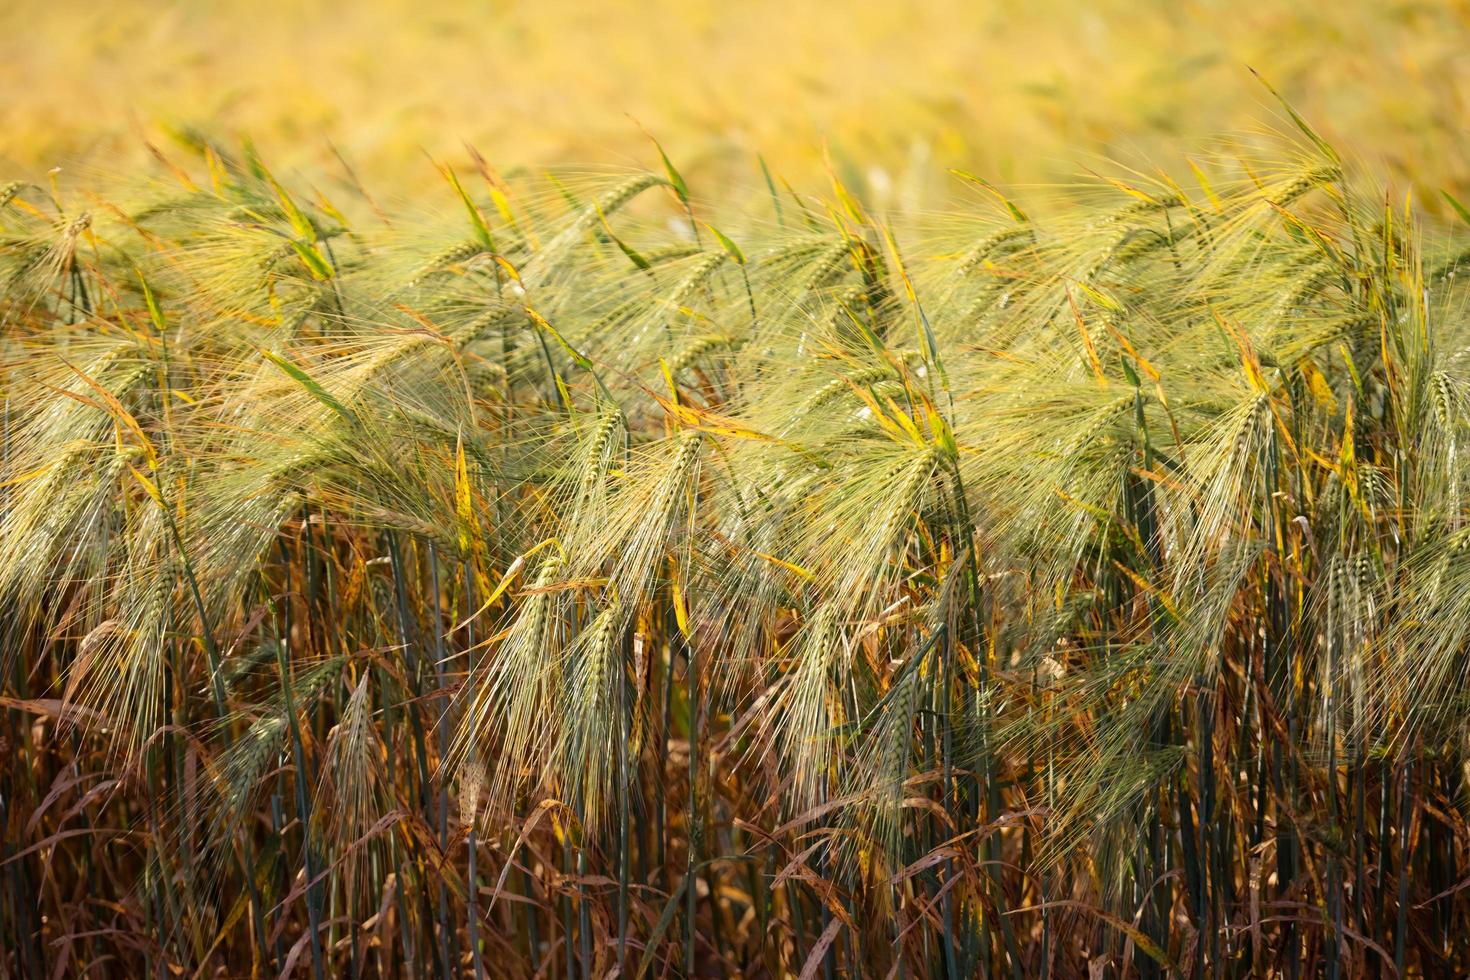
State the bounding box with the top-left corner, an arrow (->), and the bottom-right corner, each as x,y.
492,255 -> 523,283
1301,359 -> 1338,413
451,555 -> 523,634
1067,289 -> 1107,385
1111,561 -> 1179,619
1072,279 -> 1123,313
753,551 -> 814,580
58,358 -> 158,469
1213,308 -> 1268,394
1103,320 -> 1159,382
671,568 -> 693,640
883,394 -> 925,445
1188,158 -> 1223,213
659,356 -> 680,408
0,457 -> 60,488
129,465 -> 164,506
449,539 -> 561,633
455,433 -> 475,557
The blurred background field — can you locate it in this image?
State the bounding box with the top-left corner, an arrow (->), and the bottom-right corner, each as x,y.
5,0 -> 1470,204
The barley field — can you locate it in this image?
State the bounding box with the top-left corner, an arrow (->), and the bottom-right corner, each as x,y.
5,2 -> 1470,977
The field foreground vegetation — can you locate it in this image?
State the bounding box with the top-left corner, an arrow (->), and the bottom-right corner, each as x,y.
5,93 -> 1470,978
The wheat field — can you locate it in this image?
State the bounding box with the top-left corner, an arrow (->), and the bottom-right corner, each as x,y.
5,3 -> 1470,978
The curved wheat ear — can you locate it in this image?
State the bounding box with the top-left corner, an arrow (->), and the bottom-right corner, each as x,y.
529,173 -> 667,278
663,251 -> 728,308
0,442 -> 127,599
783,602 -> 842,809
956,225 -> 1035,276
407,240 -> 489,286
667,333 -> 741,375
1432,370 -> 1460,429
349,306 -> 512,400
802,365 -> 901,414
549,177 -> 664,251
1276,314 -> 1372,363
1268,164 -> 1341,208
273,305 -> 314,341
0,181 -> 25,211
641,243 -> 705,266
561,408 -> 624,554
590,173 -> 668,217
557,593 -> 622,825
795,240 -> 854,297
454,552 -> 565,811
1068,394 -> 1136,452
1111,221 -> 1195,266
958,277 -> 1019,325
444,304 -> 515,348
568,432 -> 704,637
821,282 -> 870,330
855,638 -> 925,855
1170,394 -> 1271,596
1093,194 -> 1183,228
1269,260 -> 1336,319
317,674 -> 385,899
756,235 -> 838,273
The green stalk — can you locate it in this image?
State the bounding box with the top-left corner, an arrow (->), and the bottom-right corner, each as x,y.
463,557 -> 486,980
152,471 -> 271,966
276,540 -> 327,980
428,547 -> 462,976
386,533 -> 444,976
468,828 -> 485,980
617,631 -> 632,976
1395,752 -> 1412,976
562,834 -> 576,980
683,627 -> 699,979
945,461 -> 1021,978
